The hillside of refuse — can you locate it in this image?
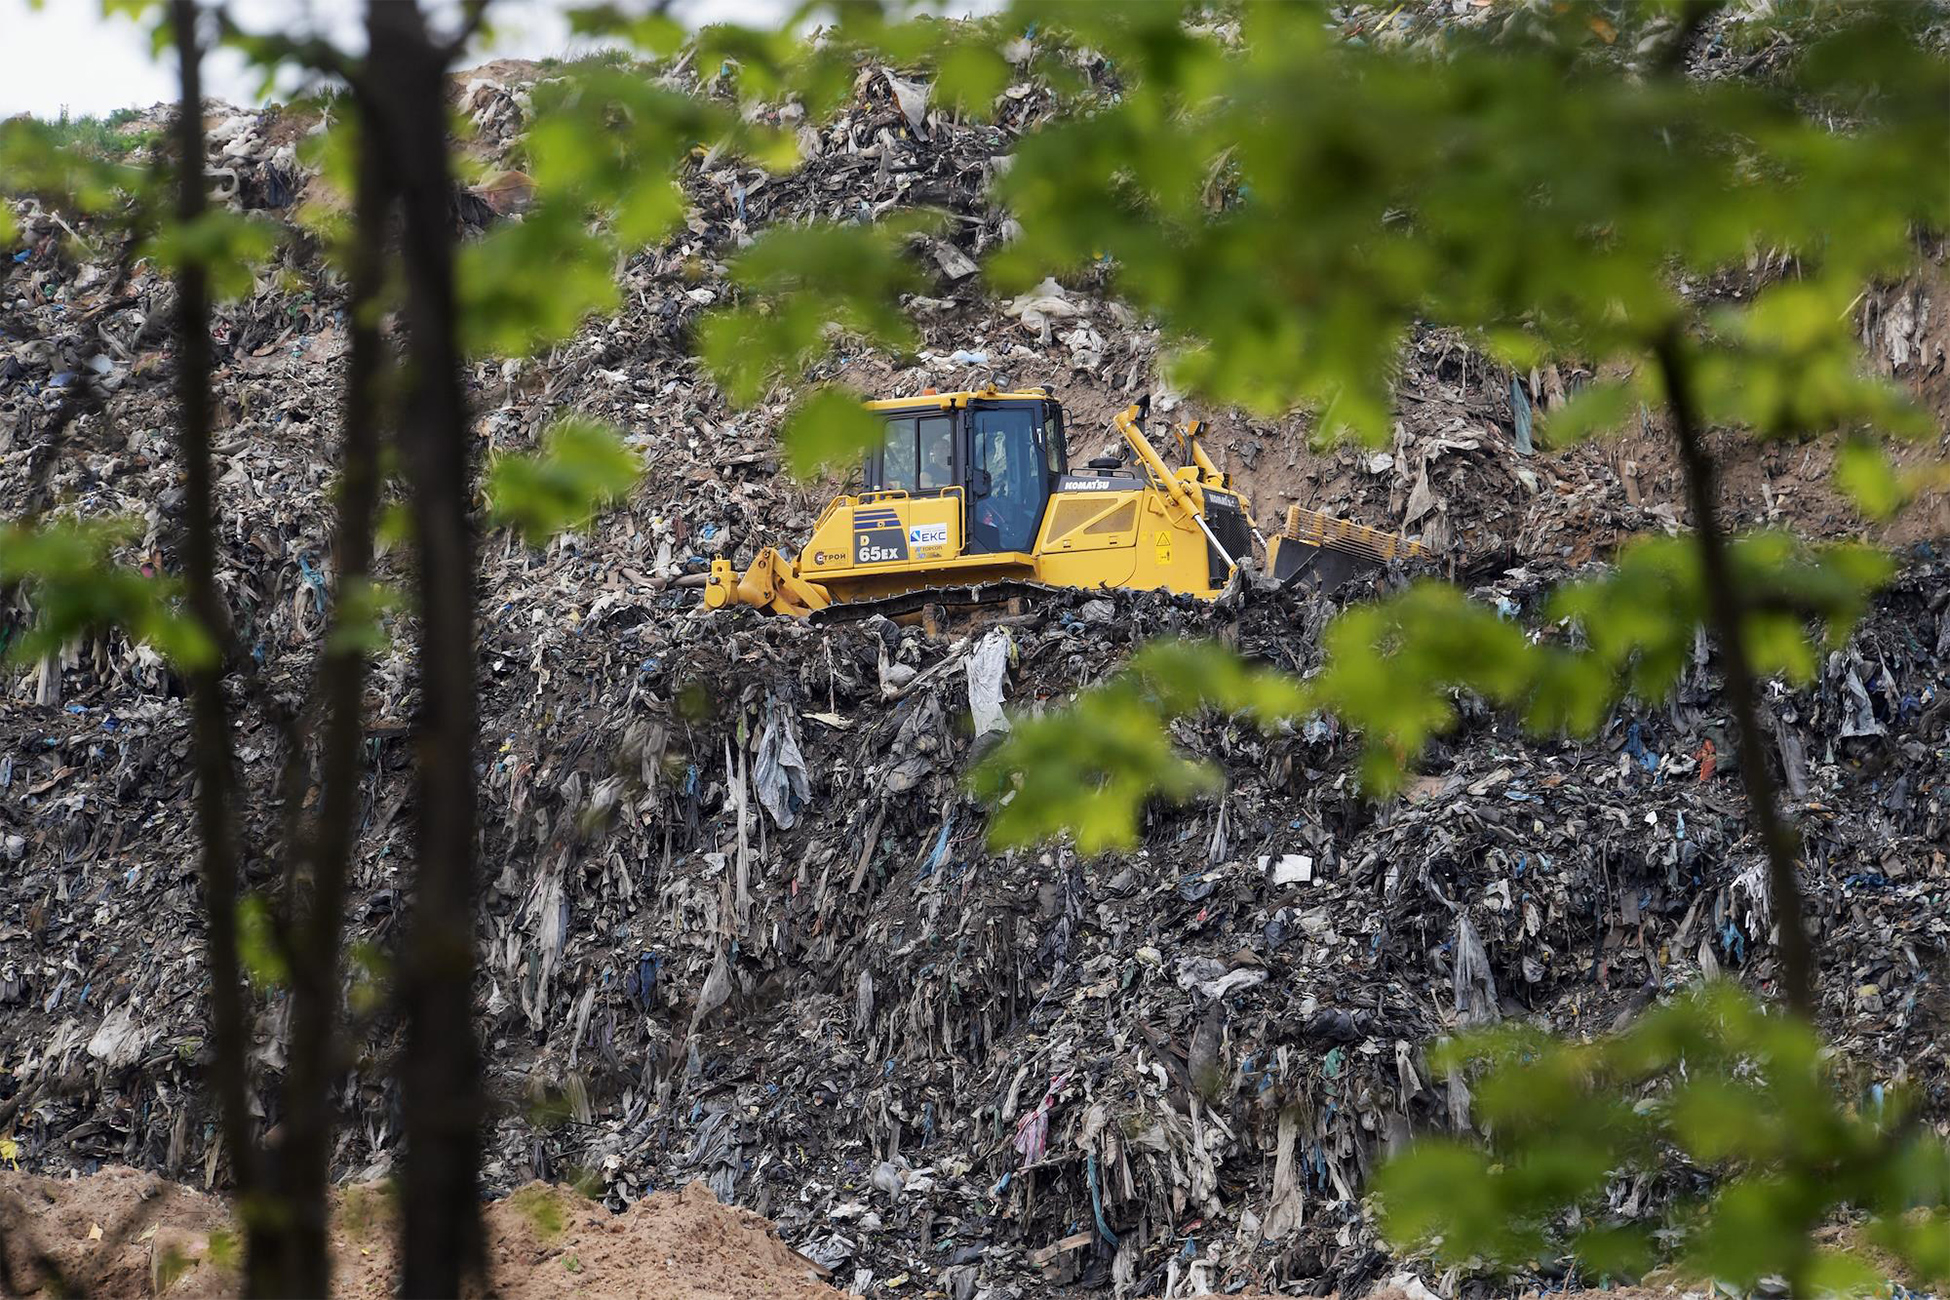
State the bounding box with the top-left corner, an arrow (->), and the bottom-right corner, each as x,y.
3,33 -> 1949,1300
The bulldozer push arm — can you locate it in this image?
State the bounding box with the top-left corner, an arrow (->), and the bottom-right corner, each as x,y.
1109,398 -> 1240,574
1114,397 -> 1428,592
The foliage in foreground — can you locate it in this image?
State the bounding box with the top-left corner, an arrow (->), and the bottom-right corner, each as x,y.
0,518 -> 212,668
969,638 -> 1307,853
1378,983 -> 1950,1292
483,416 -> 643,545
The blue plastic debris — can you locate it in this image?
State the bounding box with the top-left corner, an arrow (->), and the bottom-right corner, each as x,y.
297,554 -> 328,613
1510,374 -> 1534,454
1623,720 -> 1658,772
1086,1151 -> 1119,1246
1721,921 -> 1746,963
920,816 -> 955,879
625,951 -> 662,1008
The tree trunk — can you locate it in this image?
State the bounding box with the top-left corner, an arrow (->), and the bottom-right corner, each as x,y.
264,107 -> 392,1299
170,0 -> 258,1252
1655,332 -> 1816,1018
364,3 -> 485,1293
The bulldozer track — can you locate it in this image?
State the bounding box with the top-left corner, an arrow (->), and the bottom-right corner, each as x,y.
806,580 -> 1063,627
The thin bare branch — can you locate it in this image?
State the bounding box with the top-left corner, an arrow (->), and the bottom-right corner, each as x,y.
211,3 -> 364,93
1655,330 -> 1816,1018
437,0 -> 493,64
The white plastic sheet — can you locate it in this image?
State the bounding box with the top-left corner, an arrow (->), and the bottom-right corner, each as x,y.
965,627 -> 1013,736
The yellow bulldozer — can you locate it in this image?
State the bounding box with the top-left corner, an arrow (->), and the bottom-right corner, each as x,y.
704,388 -> 1421,621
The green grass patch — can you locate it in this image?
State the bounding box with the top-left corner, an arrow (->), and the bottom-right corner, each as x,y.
335,1180 -> 398,1240
41,108 -> 160,162
509,1185 -> 566,1241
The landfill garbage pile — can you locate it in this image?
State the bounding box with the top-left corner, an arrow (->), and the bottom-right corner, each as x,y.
4,550 -> 1947,1296
4,49 -> 1949,1300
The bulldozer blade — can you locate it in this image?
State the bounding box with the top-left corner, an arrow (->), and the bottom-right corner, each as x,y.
1268,538 -> 1385,596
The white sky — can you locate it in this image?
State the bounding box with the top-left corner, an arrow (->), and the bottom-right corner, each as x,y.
0,0 -> 806,119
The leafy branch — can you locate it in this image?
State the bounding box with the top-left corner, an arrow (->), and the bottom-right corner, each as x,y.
1375,983 -> 1950,1291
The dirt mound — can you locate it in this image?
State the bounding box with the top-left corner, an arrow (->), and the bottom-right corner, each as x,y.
0,1171 -> 839,1299
0,1167 -> 230,1300
463,1182 -> 838,1300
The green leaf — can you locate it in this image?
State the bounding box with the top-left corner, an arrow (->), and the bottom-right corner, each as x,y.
0,518 -> 214,668
347,940 -> 390,1018
1869,1205 -> 1950,1282
518,61 -> 783,256
236,893 -> 289,988
1307,583 -> 1534,792
1693,296 -> 1935,442
1573,1224 -> 1653,1277
1670,1075 -> 1779,1164
1380,982 -> 1949,1285
1834,438 -> 1906,521
971,640 -> 1306,852
325,578 -> 401,656
1690,1176 -> 1817,1287
376,502 -> 415,552
568,4 -> 687,57
1803,1248 -> 1884,1297
779,387 -> 887,479
935,41 -> 1011,120
484,417 -> 642,544
457,205 -> 620,358
700,220 -> 927,406
1374,1140 -> 1520,1261
0,115 -> 151,217
614,177 -> 687,247
960,1 -> 1943,450
1542,378 -> 1637,444
1126,639 -> 1310,723
148,211 -> 280,302
152,1245 -> 192,1294
971,686 -> 1219,854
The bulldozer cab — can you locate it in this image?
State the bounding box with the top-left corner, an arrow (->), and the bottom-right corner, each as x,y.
861,395 -> 1067,556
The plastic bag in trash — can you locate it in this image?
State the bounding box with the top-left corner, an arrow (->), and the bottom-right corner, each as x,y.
754,702 -> 812,828
965,627 -> 1013,737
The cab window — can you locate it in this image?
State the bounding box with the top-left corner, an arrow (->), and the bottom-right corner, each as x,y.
968,403 -> 1050,553
880,417 -> 917,490
917,415 -> 955,490
874,413 -> 956,492
1043,402 -> 1067,475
